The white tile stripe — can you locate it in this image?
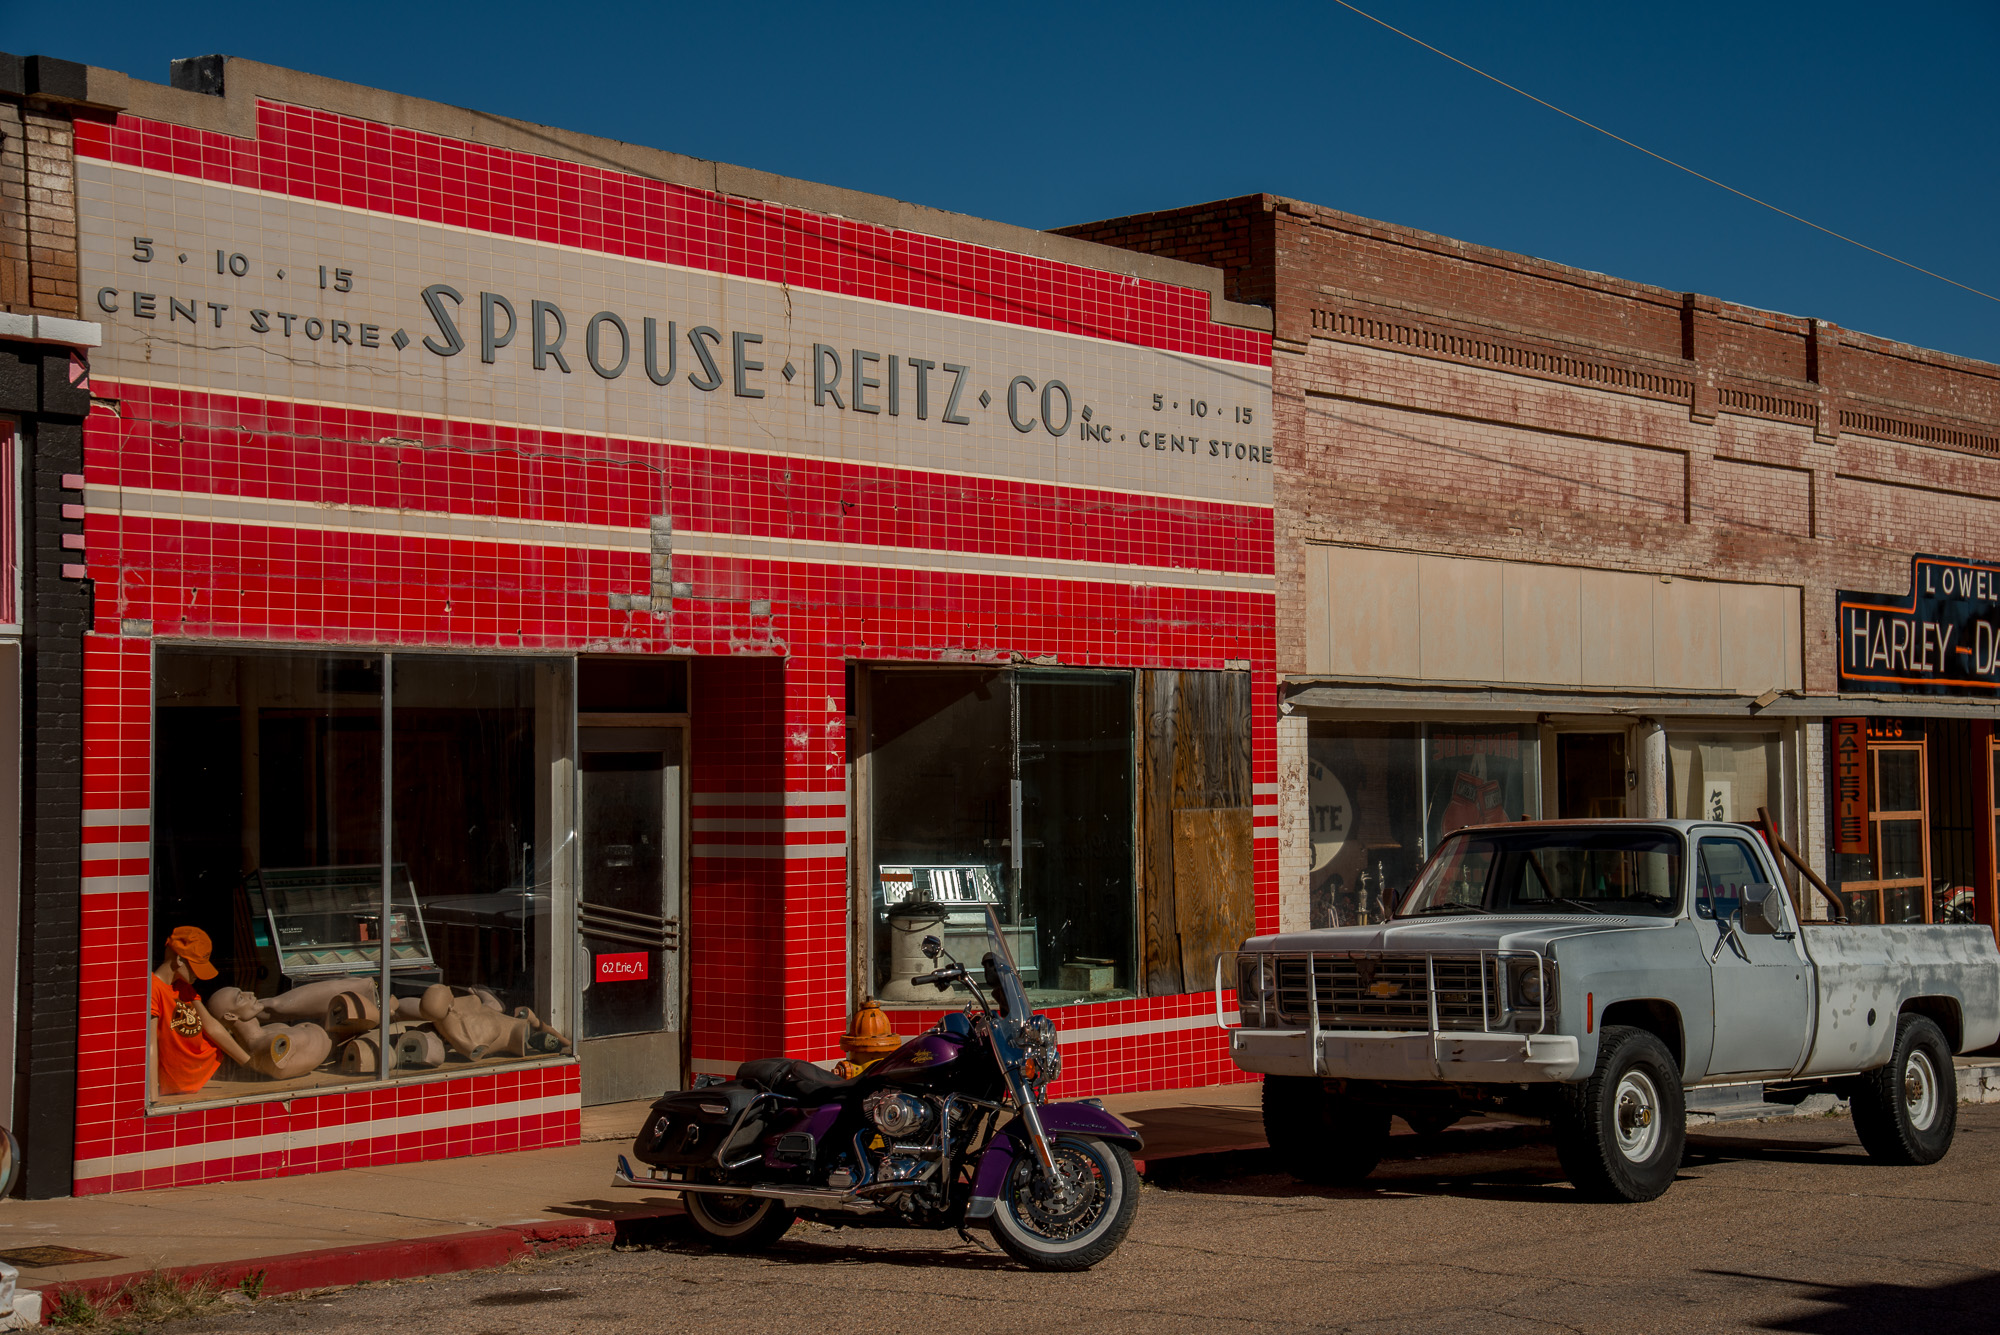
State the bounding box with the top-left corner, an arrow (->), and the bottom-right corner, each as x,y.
1253,827 -> 1279,839
1252,783 -> 1278,796
81,841 -> 149,860
1059,1008 -> 1236,1047
691,792 -> 847,808
70,1091 -> 577,1183
691,841 -> 847,860
82,873 -> 149,894
691,817 -> 847,833
88,486 -> 1276,594
83,809 -> 149,828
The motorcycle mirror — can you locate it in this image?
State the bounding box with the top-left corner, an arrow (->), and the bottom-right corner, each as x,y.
921,935 -> 943,960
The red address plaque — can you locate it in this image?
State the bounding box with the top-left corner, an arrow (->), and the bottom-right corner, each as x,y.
595,951 -> 650,983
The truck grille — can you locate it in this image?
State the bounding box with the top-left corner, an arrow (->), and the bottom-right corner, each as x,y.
1272,954 -> 1496,1031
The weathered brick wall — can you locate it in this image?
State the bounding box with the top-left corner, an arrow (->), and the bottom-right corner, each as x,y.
1069,194 -> 2000,696
1055,196 -> 1276,307
1,59 -> 86,317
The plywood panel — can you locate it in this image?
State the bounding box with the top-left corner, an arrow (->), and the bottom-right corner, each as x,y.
1579,569 -> 1657,687
1502,562 -> 1582,685
1654,577 -> 1723,688
1172,807 -> 1255,991
1419,554 -> 1504,682
1322,547 -> 1420,678
1140,670 -> 1252,996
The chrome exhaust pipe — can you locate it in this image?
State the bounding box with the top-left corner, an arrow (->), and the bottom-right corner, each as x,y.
614,1156 -> 883,1212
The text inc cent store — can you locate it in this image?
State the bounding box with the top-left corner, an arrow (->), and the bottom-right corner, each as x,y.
60,58 -> 1274,1194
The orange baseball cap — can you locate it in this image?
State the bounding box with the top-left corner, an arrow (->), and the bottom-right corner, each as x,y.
166,926 -> 219,980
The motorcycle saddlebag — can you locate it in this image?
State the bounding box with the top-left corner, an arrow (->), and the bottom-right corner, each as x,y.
632,1083 -> 767,1171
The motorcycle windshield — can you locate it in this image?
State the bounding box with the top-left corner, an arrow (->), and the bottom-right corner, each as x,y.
981,904 -> 1032,1020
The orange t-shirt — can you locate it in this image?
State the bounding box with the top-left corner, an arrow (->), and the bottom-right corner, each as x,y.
151,973 -> 222,1094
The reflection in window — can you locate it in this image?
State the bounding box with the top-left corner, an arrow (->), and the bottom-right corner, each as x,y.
150,649 -> 573,1107
1308,721 -> 1539,927
868,668 -> 1135,1006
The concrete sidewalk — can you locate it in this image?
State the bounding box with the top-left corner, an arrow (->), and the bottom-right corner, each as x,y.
0,1082 -> 1265,1311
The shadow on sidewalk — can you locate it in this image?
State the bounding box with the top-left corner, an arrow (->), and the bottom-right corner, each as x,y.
1707,1267 -> 2000,1334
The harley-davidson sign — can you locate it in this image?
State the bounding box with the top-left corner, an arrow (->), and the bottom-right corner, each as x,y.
1838,554 -> 2000,695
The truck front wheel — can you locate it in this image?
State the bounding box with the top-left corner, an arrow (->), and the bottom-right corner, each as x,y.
1554,1025 -> 1686,1203
1850,1013 -> 1956,1166
1262,1076 -> 1391,1186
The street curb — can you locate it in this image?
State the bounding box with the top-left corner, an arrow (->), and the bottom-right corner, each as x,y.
31,1209 -> 683,1320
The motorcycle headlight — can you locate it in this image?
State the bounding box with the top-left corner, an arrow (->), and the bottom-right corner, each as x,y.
1235,954 -> 1267,1026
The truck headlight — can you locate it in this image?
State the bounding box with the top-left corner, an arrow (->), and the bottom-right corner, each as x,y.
1509,959 -> 1553,1010
1235,954 -> 1267,1026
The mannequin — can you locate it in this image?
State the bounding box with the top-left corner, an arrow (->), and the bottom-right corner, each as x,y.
260,977 -> 379,1024
394,1027 -> 447,1069
324,989 -> 381,1041
418,984 -> 571,1061
207,987 -> 334,1079
150,927 -> 253,1095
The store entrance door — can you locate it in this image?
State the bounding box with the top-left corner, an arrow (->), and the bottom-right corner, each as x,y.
576,727 -> 683,1105
1556,732 -> 1629,819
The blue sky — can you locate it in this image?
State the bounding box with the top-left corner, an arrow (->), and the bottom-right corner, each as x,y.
16,1 -> 1998,363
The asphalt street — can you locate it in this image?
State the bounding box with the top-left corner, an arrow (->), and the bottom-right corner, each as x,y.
157,1103 -> 2000,1335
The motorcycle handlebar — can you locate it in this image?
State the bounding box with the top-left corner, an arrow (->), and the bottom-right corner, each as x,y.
909,964 -> 968,990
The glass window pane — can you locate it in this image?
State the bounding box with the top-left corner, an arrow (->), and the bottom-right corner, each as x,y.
388,657 -> 568,1078
869,670 -> 1012,1000
1877,748 -> 1923,814
151,649 -> 385,1105
1430,724 -> 1541,845
1668,734 -> 1779,822
1878,818 -> 1926,882
578,748 -> 668,1040
1307,724 -> 1422,927
1017,670 -> 1135,1004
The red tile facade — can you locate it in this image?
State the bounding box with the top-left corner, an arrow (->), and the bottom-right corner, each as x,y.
68,96 -> 1273,1193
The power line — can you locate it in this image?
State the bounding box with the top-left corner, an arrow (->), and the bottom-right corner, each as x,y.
1329,0 -> 2000,306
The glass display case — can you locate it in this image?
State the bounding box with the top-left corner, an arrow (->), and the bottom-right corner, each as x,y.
878,862 -> 1038,984
243,865 -> 436,984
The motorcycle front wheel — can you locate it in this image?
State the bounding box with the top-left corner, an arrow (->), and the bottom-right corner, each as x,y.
682,1188 -> 797,1251
989,1133 -> 1139,1271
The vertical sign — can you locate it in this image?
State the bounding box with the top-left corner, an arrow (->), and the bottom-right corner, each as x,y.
1832,718 -> 1870,855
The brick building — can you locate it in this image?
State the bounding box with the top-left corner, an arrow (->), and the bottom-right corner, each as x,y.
1064,195 -> 1999,937
3,53 -> 1276,1199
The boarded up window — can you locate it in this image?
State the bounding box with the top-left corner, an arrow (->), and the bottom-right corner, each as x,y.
1140,671 -> 1253,995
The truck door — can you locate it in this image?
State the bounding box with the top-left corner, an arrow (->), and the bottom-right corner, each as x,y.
1698,831 -> 1811,1077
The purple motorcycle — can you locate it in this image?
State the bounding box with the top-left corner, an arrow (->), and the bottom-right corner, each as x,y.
615,906 -> 1141,1270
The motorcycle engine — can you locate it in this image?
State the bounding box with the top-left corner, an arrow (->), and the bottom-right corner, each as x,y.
862,1091 -> 932,1140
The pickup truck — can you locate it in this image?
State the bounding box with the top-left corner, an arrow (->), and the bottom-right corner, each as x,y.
1221,819 -> 2000,1202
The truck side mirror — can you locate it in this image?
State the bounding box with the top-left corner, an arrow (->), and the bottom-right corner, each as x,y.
1740,885 -> 1783,936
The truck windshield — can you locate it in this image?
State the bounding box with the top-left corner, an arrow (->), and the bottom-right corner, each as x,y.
1399,829 -> 1685,918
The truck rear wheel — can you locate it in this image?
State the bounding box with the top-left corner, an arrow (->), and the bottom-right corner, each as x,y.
1851,1013 -> 1956,1166
1554,1025 -> 1685,1203
1262,1076 -> 1391,1186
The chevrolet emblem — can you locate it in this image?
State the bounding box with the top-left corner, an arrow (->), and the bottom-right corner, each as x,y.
1367,981 -> 1403,999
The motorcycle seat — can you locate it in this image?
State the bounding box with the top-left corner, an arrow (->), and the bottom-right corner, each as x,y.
735,1057 -> 858,1104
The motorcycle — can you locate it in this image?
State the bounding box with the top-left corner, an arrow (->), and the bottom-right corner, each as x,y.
614,905 -> 1142,1271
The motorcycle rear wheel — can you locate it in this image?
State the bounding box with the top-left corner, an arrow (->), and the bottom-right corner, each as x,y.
682,1189 -> 797,1251
989,1133 -> 1138,1272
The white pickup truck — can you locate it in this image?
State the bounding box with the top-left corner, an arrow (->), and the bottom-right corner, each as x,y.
1223,819 -> 2000,1201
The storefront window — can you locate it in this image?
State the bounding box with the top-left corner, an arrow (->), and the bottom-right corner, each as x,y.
150,649 -> 573,1107
867,668 -> 1135,1006
1667,733 -> 1780,823
1826,720 -> 1934,925
1307,720 -> 1540,927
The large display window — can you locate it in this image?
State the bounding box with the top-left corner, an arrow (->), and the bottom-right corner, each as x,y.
865,667 -> 1136,1007
149,648 -> 575,1107
1307,720 -> 1541,928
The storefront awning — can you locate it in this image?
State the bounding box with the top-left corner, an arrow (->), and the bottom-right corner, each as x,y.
1280,677 -> 2000,720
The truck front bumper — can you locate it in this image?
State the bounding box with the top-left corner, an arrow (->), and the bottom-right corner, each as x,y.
1231,1027 -> 1582,1083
